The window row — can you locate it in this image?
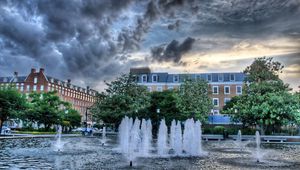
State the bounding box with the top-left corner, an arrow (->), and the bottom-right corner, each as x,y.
212,98 -> 231,107
140,74 -> 236,83
212,85 -> 242,95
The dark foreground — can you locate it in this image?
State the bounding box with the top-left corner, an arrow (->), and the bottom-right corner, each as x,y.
0,136 -> 299,169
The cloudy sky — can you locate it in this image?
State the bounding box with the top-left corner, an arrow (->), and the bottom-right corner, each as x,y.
0,0 -> 299,91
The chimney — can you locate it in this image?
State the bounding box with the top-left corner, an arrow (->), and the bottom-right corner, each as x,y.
31,68 -> 36,73
87,86 -> 90,90
14,71 -> 18,77
67,79 -> 71,84
40,68 -> 44,73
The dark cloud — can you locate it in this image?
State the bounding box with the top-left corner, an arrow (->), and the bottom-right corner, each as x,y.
151,37 -> 195,63
0,0 -> 299,90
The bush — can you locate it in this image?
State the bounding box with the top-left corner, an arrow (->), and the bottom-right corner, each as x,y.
213,126 -> 225,134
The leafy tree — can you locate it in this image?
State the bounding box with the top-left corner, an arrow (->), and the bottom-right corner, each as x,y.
24,91 -> 67,131
91,74 -> 150,127
140,90 -> 180,132
223,57 -> 299,134
61,108 -> 81,131
244,57 -> 284,83
0,87 -> 27,134
176,79 -> 212,122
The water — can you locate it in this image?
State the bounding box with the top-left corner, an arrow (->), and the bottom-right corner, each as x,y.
54,125 -> 63,151
157,119 -> 168,156
1,136 -> 299,169
119,117 -> 203,158
102,126 -> 106,145
255,131 -> 261,162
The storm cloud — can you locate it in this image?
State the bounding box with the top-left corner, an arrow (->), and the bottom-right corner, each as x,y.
0,0 -> 299,90
151,37 -> 195,63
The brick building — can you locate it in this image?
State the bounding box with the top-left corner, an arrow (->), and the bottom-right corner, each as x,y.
0,68 -> 97,125
130,67 -> 245,114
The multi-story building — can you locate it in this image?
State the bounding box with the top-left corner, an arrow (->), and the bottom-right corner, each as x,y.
130,67 -> 245,114
0,68 -> 97,125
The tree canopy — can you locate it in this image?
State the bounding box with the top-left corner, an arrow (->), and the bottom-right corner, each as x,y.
91,74 -> 150,126
0,87 -> 27,134
223,57 -> 300,134
176,79 -> 212,122
24,91 -> 69,130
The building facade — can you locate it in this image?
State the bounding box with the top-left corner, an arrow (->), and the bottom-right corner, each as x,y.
0,68 -> 97,125
130,67 -> 245,114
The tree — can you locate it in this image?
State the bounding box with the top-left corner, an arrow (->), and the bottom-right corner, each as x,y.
140,90 -> 180,133
0,87 -> 27,134
91,74 -> 150,126
244,57 -> 284,83
24,91 -> 67,131
223,57 -> 299,134
61,108 -> 81,131
176,79 -> 213,122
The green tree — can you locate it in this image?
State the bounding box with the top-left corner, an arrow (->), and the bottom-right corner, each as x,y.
223,57 -> 299,134
0,87 -> 27,134
91,74 -> 150,126
61,108 -> 81,131
25,91 -> 67,131
140,90 -> 180,132
244,57 -> 284,82
176,79 -> 213,122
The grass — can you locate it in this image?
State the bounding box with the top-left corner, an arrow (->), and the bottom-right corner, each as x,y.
14,131 -> 57,135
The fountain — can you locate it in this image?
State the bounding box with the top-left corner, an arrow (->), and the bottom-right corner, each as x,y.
157,119 -> 168,156
119,116 -> 204,164
101,126 -> 106,146
55,125 -> 63,152
255,131 -> 261,162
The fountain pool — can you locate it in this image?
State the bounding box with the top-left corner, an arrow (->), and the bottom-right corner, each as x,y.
0,135 -> 299,169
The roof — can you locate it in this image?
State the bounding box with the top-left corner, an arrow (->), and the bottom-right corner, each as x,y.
0,76 -> 27,83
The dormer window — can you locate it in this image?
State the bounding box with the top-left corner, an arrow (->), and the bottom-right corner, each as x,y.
207,74 -> 212,82
152,74 -> 158,82
51,78 -> 54,83
34,77 -> 38,84
3,77 -> 7,82
14,78 -> 18,82
142,75 -> 147,83
230,74 -> 235,81
173,75 -> 179,82
218,74 -> 223,82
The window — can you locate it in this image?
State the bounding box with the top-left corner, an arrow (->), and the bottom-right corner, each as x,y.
168,86 -> 173,90
212,86 -> 219,94
213,110 -> 220,115
26,85 -> 30,91
152,74 -> 157,82
224,86 -> 230,94
224,98 -> 231,105
213,98 -> 219,107
230,74 -> 235,81
40,85 -> 44,91
207,74 -> 212,81
173,75 -> 179,82
33,85 -> 37,91
147,87 -> 152,92
236,86 -> 242,94
157,86 -> 162,92
16,83 -> 19,89
20,84 -> 24,91
218,74 -> 223,82
34,77 -> 38,84
142,75 -> 147,83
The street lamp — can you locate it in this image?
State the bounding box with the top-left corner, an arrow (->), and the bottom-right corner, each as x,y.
156,108 -> 160,114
